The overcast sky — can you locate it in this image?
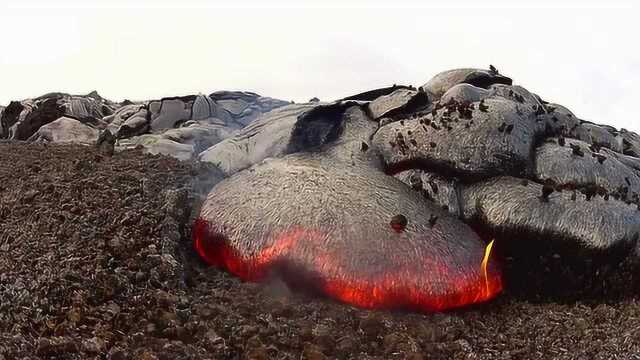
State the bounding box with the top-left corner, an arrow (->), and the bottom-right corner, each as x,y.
1,0 -> 638,130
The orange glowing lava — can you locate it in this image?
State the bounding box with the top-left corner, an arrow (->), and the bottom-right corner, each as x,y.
193,218 -> 503,312
481,239 -> 495,297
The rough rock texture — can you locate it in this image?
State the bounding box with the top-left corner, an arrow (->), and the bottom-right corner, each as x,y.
96,129 -> 117,156
372,96 -> 539,179
117,134 -> 196,162
210,91 -> 291,127
1,143 -> 639,359
440,83 -> 490,104
117,120 -> 239,161
196,106 -> 501,311
461,176 -> 640,251
27,116 -> 100,144
367,88 -> 429,120
149,96 -> 200,132
395,169 -> 462,217
104,104 -> 149,139
0,106 -> 4,134
162,121 -> 238,154
420,68 -> 513,99
1,90 -> 290,162
0,92 -> 114,140
199,103 -> 318,176
535,138 -> 640,195
621,128 -> 640,157
142,92 -> 288,155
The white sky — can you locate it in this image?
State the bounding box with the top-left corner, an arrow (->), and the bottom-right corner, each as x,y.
1,0 -> 639,130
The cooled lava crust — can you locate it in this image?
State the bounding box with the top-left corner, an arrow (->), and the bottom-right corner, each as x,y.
194,68 -> 640,311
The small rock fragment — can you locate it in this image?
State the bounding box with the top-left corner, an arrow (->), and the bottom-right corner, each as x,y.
428,214 -> 438,227
390,214 -> 408,232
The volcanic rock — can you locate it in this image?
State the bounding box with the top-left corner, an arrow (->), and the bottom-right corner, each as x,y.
148,96 -> 197,132
161,121 -> 237,154
489,84 -> 543,108
535,138 -> 640,195
117,135 -> 195,161
147,93 -> 252,132
440,83 -> 542,113
579,122 -> 624,153
545,102 -> 575,117
461,176 -> 640,251
0,92 -> 115,140
27,116 -> 99,144
191,94 -> 219,121
367,88 -> 430,120
536,109 -> 581,136
286,101 -> 364,154
0,105 -> 4,135
373,96 -> 538,178
395,170 -> 461,217
620,128 -> 640,157
390,214 -> 409,232
534,109 -> 624,155
440,84 -> 490,104
209,91 -> 290,127
198,103 -> 319,175
104,104 -> 150,138
0,90 -> 290,163
101,92 -> 289,161
96,129 -> 116,156
341,85 -> 414,102
420,68 -> 513,99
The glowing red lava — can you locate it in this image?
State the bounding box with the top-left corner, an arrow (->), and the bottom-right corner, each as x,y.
193,218 -> 502,312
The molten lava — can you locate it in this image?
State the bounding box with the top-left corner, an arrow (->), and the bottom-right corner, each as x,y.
482,240 -> 495,297
193,218 -> 502,312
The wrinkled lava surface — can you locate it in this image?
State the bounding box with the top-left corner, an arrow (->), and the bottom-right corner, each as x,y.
1,143 -> 639,359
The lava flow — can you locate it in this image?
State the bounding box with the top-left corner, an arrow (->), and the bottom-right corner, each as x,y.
193,218 -> 502,312
482,239 -> 496,297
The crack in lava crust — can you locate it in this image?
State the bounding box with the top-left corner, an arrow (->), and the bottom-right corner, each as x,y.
193,218 -> 502,312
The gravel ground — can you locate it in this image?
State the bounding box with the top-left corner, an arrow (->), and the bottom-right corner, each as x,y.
1,143 -> 639,359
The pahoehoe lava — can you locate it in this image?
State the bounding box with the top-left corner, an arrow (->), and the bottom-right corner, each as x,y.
194,106 -> 502,311
194,67 -> 640,312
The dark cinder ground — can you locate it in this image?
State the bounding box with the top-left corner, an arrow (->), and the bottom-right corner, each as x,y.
0,143 -> 639,360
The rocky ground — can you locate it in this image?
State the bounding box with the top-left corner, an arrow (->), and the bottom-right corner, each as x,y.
0,142 -> 639,360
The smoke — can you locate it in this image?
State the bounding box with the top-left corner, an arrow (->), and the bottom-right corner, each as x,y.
260,276 -> 295,302
188,161 -> 226,223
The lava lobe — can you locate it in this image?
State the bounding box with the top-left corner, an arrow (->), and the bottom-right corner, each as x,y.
193,104 -> 502,312
193,152 -> 502,312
